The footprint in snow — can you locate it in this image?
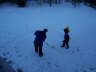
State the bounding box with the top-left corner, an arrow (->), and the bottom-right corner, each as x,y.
15,50 -> 19,53
89,67 -> 96,71
47,61 -> 51,65
18,54 -> 23,57
2,53 -> 6,56
54,64 -> 60,68
14,47 -> 20,53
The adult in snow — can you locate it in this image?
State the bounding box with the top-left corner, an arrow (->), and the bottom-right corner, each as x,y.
34,28 -> 48,57
61,27 -> 70,49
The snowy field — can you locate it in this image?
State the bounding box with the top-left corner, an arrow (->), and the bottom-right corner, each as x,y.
0,3 -> 96,72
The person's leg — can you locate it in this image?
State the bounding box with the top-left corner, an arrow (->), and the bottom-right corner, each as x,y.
66,42 -> 69,49
39,43 -> 43,56
61,41 -> 65,47
34,43 -> 38,52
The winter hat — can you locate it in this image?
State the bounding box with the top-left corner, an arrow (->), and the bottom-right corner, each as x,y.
64,27 -> 69,32
43,28 -> 48,32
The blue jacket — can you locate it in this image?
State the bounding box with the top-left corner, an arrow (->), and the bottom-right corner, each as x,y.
34,30 -> 46,44
64,32 -> 69,42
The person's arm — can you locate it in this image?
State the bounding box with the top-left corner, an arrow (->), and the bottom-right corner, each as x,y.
34,31 -> 39,35
43,35 -> 46,42
65,35 -> 69,41
34,31 -> 36,35
42,33 -> 46,42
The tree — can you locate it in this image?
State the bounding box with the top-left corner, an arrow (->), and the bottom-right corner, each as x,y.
16,0 -> 27,7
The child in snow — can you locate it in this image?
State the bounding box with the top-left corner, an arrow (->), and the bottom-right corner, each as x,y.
34,28 -> 48,57
61,27 -> 70,49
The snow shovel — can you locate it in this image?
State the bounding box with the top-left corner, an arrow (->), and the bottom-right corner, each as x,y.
44,42 -> 55,48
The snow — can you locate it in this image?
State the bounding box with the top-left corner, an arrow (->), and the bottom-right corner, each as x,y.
0,4 -> 96,72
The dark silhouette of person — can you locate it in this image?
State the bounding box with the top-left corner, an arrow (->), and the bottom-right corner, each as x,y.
34,29 -> 48,57
61,27 -> 70,49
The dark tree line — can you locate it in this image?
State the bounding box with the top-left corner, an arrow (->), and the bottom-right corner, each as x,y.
35,0 -> 62,6
83,0 -> 96,8
0,0 -> 96,8
0,0 -> 27,7
65,0 -> 96,8
0,0 -> 63,7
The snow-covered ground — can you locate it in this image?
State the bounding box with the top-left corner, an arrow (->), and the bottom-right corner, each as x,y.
0,3 -> 96,72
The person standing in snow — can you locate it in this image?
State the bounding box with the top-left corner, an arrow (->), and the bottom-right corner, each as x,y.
61,27 -> 70,49
34,29 -> 48,57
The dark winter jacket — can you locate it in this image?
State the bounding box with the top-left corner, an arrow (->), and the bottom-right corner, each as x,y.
64,32 -> 69,42
34,30 -> 46,44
